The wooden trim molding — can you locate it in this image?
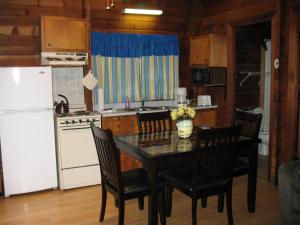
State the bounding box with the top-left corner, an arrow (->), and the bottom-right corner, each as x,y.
269,0 -> 281,184
226,23 -> 235,125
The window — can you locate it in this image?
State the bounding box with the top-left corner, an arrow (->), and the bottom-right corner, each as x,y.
91,32 -> 179,104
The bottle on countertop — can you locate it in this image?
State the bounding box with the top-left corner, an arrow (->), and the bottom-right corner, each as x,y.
125,97 -> 130,109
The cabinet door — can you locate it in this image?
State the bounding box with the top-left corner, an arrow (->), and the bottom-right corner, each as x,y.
193,109 -> 217,127
210,35 -> 227,67
41,16 -> 87,52
190,36 -> 210,66
102,115 -> 140,171
190,34 -> 227,67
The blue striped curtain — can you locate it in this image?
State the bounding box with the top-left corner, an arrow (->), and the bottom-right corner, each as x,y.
91,32 -> 179,104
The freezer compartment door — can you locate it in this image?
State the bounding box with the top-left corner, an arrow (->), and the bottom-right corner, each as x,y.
0,110 -> 57,197
0,67 -> 53,110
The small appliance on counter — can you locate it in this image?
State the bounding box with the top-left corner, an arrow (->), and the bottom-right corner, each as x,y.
198,95 -> 212,106
54,94 -> 69,114
177,87 -> 187,106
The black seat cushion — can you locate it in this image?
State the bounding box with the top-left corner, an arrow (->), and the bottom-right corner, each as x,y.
233,158 -> 249,176
122,168 -> 149,195
164,166 -> 231,195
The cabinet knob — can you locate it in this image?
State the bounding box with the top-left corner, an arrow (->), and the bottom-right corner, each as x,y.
48,43 -> 51,47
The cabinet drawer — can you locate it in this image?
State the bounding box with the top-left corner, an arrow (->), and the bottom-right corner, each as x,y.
102,115 -> 138,135
60,165 -> 101,190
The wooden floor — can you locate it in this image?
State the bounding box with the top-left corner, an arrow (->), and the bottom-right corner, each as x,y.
0,176 -> 280,225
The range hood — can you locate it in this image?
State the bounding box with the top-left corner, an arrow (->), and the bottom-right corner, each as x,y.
41,52 -> 88,66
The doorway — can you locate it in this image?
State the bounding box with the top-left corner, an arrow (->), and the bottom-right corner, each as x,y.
235,22 -> 271,180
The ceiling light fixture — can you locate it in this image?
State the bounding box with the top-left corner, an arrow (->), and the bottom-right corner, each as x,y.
106,0 -> 115,10
122,8 -> 163,15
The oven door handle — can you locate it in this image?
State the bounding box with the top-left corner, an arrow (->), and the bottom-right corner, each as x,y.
60,127 -> 93,131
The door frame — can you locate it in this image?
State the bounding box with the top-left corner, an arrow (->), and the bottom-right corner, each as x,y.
226,3 -> 281,183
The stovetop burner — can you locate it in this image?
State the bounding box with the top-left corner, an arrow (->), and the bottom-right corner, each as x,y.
56,111 -> 92,117
74,111 -> 90,115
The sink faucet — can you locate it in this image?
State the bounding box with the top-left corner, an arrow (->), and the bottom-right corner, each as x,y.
141,99 -> 145,108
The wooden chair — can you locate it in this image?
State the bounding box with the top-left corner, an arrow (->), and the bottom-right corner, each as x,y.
163,127 -> 240,225
90,123 -> 166,225
218,109 -> 262,213
136,110 -> 172,134
136,110 -> 173,216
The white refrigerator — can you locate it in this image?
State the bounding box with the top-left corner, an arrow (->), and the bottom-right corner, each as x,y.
0,67 -> 57,197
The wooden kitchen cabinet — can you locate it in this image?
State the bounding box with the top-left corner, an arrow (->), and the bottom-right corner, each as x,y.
102,115 -> 138,136
193,109 -> 217,127
41,16 -> 87,52
190,34 -> 227,67
102,115 -> 140,171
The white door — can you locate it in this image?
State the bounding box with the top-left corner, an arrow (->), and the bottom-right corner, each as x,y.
0,110 -> 57,197
0,67 -> 53,110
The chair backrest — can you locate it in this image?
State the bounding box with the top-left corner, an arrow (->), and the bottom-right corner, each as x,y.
90,123 -> 123,191
232,109 -> 262,138
193,127 -> 240,190
137,110 -> 173,134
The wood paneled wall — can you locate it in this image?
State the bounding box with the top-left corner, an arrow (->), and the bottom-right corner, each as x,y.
0,0 -> 84,66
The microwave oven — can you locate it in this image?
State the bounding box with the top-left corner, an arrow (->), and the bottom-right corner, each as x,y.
192,68 -> 210,84
192,67 -> 227,85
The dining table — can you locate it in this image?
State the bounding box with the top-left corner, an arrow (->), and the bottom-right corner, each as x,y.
114,128 -> 259,225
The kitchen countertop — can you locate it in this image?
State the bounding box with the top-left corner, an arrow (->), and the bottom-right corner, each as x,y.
100,105 -> 218,118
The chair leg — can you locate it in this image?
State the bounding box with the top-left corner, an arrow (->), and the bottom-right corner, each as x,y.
201,197 -> 207,208
218,193 -> 225,212
166,184 -> 173,217
118,199 -> 125,225
192,198 -> 198,225
100,187 -> 107,222
159,191 -> 166,225
226,187 -> 234,225
138,196 -> 144,210
115,198 -> 119,208
248,169 -> 257,213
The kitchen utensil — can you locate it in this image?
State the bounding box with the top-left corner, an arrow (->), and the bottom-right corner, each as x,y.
54,94 -> 69,114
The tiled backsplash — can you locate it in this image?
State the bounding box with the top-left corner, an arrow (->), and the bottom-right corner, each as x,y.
52,67 -> 85,109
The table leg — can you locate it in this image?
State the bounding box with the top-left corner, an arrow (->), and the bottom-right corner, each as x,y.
148,162 -> 158,225
248,143 -> 258,213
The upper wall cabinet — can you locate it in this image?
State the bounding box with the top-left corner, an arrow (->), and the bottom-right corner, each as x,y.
41,16 -> 88,52
190,34 -> 227,67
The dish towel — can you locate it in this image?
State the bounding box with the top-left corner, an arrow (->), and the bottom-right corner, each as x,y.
82,70 -> 98,90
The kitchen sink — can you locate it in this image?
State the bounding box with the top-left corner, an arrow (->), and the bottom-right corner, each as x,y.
115,106 -> 174,113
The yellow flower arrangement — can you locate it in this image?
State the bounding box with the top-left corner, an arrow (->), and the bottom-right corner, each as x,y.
171,106 -> 196,121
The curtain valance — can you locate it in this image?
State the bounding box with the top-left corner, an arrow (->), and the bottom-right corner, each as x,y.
91,32 -> 179,57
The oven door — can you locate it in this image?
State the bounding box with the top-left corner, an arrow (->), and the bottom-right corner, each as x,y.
59,126 -> 99,169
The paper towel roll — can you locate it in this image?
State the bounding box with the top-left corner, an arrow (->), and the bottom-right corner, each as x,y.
98,88 -> 104,112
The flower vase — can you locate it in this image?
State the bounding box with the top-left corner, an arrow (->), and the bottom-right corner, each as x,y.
176,119 -> 193,138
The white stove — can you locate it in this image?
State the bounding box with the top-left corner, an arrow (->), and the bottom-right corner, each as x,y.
55,111 -> 101,190
56,111 -> 101,128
